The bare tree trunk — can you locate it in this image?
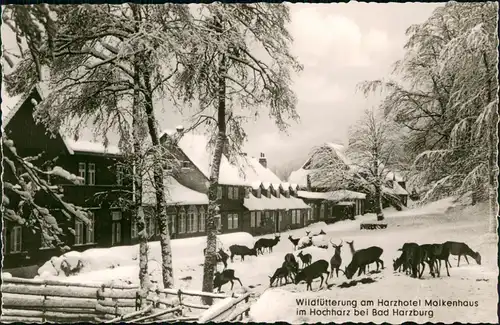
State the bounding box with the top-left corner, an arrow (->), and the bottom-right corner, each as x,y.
132,76 -> 150,303
201,53 -> 227,306
487,111 -> 498,233
374,185 -> 384,221
143,96 -> 174,288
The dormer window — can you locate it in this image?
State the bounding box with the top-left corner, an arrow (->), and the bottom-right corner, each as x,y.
244,188 -> 250,198
181,161 -> 190,169
276,189 -> 280,198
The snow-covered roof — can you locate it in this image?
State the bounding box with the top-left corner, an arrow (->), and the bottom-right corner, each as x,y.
160,129 -> 286,188
64,138 -> 121,155
324,142 -> 350,165
143,176 -> 208,206
243,194 -> 311,211
297,189 -> 366,201
288,168 -> 309,188
2,83 -> 50,127
3,83 -> 123,157
383,181 -> 409,196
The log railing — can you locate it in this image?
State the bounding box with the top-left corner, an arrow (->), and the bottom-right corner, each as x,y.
1,277 -> 139,323
1,277 -> 254,323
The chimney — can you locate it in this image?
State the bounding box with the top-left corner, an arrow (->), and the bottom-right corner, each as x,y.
258,152 -> 267,168
175,125 -> 184,133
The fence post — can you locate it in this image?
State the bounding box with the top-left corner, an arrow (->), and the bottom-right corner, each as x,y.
177,289 -> 183,306
42,281 -> 47,323
244,295 -> 249,317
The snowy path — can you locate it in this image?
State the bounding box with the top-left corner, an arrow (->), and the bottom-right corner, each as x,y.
30,200 -> 497,323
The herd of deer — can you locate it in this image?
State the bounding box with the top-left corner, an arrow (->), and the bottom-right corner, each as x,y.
393,241 -> 482,279
208,230 -> 482,293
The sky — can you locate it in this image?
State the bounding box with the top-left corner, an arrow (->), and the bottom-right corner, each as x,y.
1,2 -> 442,173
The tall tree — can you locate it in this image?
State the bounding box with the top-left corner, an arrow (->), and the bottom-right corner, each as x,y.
3,3 -> 189,288
358,2 -> 498,230
347,108 -> 406,221
174,3 -> 302,304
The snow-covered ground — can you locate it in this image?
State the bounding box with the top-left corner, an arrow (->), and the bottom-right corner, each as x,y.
24,198 -> 497,323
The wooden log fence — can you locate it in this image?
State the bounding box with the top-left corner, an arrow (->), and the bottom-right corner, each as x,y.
1,277 -> 139,323
1,277 -> 255,323
197,292 -> 252,323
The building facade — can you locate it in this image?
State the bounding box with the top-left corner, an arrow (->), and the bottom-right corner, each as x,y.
2,85 -> 132,272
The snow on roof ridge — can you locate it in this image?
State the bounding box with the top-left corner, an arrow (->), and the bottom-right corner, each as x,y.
64,137 -> 121,155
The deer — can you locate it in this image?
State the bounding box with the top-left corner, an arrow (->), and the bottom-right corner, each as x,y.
404,244 -> 427,279
288,235 -> 301,250
394,242 -> 419,275
203,248 -> 229,269
346,240 -> 370,273
297,251 -> 312,268
344,246 -> 384,279
213,269 -> 243,293
269,266 -> 292,287
229,245 -> 258,262
262,233 -> 281,253
294,259 -> 330,291
443,241 -> 481,267
283,253 -> 299,279
329,239 -> 344,278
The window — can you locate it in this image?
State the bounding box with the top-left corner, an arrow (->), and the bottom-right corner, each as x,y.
178,208 -> 186,233
214,214 -> 222,232
88,163 -> 96,185
217,186 -> 222,200
181,161 -> 190,169
279,211 -> 283,223
131,217 -> 138,239
78,163 -> 86,185
168,214 -> 176,234
112,211 -> 123,221
320,204 -> 325,219
265,211 -> 271,222
112,223 -> 122,245
187,206 -> 198,233
199,207 -> 205,232
86,212 -> 95,244
117,165 -> 123,186
227,213 -> 239,230
250,211 -> 262,228
244,188 -> 250,198
75,220 -> 84,245
111,211 -> 122,245
155,218 -> 160,236
147,216 -> 155,238
10,226 -> 22,253
228,187 -> 238,200
256,188 -> 261,198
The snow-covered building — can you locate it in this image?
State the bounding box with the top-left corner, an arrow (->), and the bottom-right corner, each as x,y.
289,142 -> 409,218
2,84 -> 133,272
145,127 -> 312,238
289,143 -> 367,222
